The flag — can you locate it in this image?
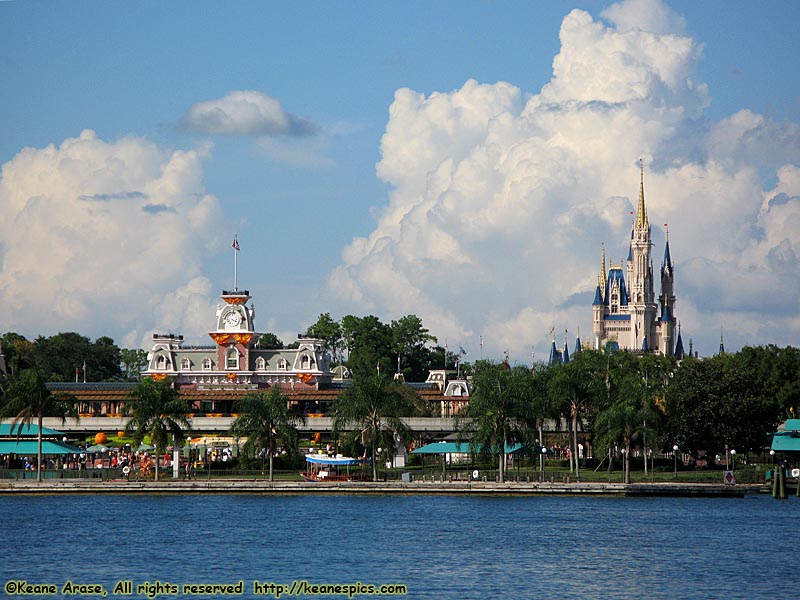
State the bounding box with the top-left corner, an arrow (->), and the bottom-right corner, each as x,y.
232,237 -> 240,251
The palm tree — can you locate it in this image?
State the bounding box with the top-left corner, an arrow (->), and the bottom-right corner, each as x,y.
123,378 -> 190,481
333,373 -> 418,481
456,363 -> 536,483
230,386 -> 305,481
0,369 -> 77,482
594,398 -> 642,483
590,356 -> 667,483
548,358 -> 596,479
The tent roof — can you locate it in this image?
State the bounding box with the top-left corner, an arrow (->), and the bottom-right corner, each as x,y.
412,442 -> 525,455
772,434 -> 800,452
771,420 -> 800,452
779,419 -> 800,432
0,439 -> 84,455
0,423 -> 64,437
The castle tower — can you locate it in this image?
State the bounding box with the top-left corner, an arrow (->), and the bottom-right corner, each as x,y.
591,163 -> 677,355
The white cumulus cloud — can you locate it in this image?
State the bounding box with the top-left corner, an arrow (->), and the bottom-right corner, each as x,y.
0,130 -> 224,349
181,90 -> 317,137
327,0 -> 800,359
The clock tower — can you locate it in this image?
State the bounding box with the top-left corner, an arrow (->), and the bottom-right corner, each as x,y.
210,289 -> 256,374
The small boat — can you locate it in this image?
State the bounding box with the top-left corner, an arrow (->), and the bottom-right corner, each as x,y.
301,453 -> 365,482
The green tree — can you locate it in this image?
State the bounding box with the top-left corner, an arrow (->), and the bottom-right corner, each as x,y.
333,373 -> 419,481
304,313 -> 342,362
343,316 -> 394,378
123,378 -> 191,481
665,353 -> 780,456
0,332 -> 35,376
456,363 -> 536,483
0,369 -> 77,482
256,333 -> 284,349
548,351 -> 605,478
593,397 -> 640,483
340,315 -> 360,361
737,345 -> 800,421
33,332 -> 122,381
230,387 -> 305,481
590,351 -> 672,474
120,348 -> 148,380
591,363 -> 662,483
390,315 -> 437,381
530,363 -> 560,468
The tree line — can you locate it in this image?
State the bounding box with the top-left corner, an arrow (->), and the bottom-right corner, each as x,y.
2,319 -> 798,485
0,331 -> 147,382
0,312 -> 450,383
457,345 -> 799,482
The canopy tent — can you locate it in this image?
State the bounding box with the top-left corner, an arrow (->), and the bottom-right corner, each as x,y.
85,443 -> 109,453
771,419 -> 800,452
305,454 -> 364,466
0,423 -> 65,437
412,442 -> 527,455
0,439 -> 84,455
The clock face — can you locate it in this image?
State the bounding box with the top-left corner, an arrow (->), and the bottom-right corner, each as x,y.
224,311 -> 242,327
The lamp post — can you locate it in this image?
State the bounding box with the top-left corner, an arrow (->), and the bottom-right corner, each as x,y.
770,449 -> 776,485
730,449 -> 736,475
673,445 -> 679,479
541,446 -> 547,479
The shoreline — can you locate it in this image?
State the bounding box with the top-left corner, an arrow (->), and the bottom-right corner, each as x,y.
0,479 -> 763,497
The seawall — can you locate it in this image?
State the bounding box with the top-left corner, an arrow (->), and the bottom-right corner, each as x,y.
0,479 -> 760,497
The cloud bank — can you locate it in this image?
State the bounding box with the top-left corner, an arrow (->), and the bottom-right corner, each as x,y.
0,130 -> 223,348
181,90 -> 318,137
329,0 -> 800,359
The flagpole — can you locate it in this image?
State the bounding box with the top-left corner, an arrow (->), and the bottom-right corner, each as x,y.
232,235 -> 239,291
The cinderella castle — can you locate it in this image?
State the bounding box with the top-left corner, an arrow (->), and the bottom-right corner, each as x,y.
589,165 -> 684,357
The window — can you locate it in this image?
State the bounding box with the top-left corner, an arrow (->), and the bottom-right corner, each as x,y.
301,355 -> 310,369
181,358 -> 191,370
156,354 -> 167,369
278,358 -> 288,370
255,357 -> 266,371
226,347 -> 239,369
202,357 -> 212,371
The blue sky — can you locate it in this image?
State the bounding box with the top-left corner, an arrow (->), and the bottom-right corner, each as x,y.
1,0 -> 799,361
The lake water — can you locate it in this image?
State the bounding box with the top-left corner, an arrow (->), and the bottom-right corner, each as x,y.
2,493 -> 797,599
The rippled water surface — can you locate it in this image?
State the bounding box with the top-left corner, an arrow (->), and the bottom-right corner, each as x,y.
2,493 -> 798,599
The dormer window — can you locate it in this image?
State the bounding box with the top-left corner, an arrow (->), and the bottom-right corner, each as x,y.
156,354 -> 168,369
181,358 -> 191,370
301,355 -> 310,369
255,357 -> 266,371
278,358 -> 288,370
202,358 -> 213,371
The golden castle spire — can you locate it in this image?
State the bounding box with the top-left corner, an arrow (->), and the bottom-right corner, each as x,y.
637,158 -> 648,229
600,243 -> 607,290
